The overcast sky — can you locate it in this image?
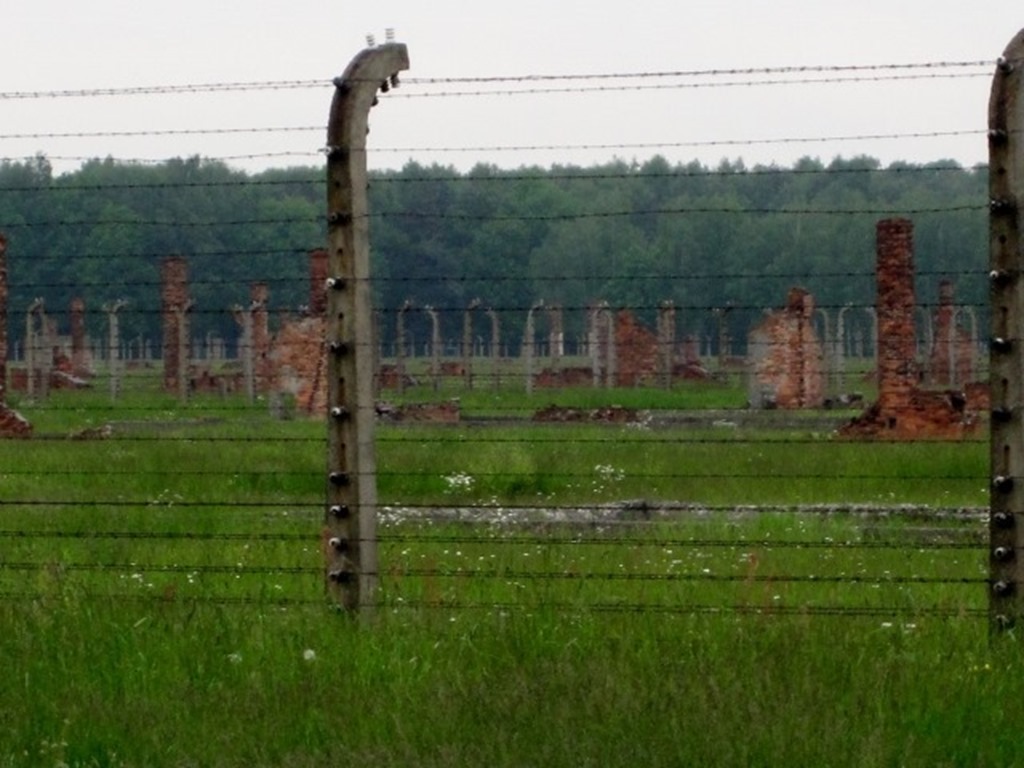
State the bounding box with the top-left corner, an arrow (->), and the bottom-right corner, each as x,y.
2,1 -> 1022,175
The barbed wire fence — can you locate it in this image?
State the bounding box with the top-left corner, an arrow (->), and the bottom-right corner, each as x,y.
0,47 -> 1012,623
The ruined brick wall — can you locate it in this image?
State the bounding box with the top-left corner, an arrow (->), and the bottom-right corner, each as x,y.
747,287 -> 824,409
265,251 -> 333,416
160,256 -> 188,391
270,317 -> 326,416
614,310 -> 659,386
0,235 -> 31,437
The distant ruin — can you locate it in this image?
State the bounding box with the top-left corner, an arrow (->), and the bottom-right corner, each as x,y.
160,255 -> 190,393
841,218 -> 979,439
927,279 -> 975,388
267,249 -> 328,415
747,287 -> 825,409
0,235 -> 31,437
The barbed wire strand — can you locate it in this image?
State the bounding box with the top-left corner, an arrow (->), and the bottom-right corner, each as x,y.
0,59 -> 998,101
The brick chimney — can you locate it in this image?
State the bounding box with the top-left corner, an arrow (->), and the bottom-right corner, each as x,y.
250,282 -> 270,393
160,256 -> 188,391
875,218 -> 916,424
69,297 -> 88,376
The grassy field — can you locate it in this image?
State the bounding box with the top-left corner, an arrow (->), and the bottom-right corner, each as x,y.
0,372 -> 1004,767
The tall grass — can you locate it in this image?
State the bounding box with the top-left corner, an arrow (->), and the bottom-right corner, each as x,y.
1,600 -> 1017,767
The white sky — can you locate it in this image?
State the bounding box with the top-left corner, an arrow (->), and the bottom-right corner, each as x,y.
2,1 -> 1022,175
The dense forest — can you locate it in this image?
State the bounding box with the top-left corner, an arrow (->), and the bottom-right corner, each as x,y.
0,153 -> 987,352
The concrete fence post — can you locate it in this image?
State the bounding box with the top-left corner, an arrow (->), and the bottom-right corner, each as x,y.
713,306 -> 731,376
836,303 -> 853,393
233,303 -> 255,403
424,305 -> 441,393
25,299 -> 42,402
988,27 -> 1024,633
524,300 -> 544,395
103,299 -> 128,402
657,300 -> 676,390
963,305 -> 978,382
463,298 -> 480,390
395,300 -> 412,396
814,307 -> 831,395
864,306 -> 878,384
546,304 -> 563,373
324,38 -> 409,614
486,307 -> 501,391
175,300 -> 194,405
916,305 -> 933,382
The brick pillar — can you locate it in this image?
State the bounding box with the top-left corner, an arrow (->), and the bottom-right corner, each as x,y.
250,282 -> 270,394
161,256 -> 188,391
70,297 -> 87,376
793,289 -> 824,408
788,289 -> 810,407
309,248 -> 328,317
875,218 -> 916,422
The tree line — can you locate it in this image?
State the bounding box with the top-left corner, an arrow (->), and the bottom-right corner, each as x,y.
0,153 -> 986,349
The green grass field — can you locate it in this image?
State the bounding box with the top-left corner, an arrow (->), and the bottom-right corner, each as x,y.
0,372 -> 1006,767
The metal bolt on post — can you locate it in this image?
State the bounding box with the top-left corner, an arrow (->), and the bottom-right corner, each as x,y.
988,27 -> 1024,633
324,38 -> 410,614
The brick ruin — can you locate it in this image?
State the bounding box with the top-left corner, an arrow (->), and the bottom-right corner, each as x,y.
841,218 -> 978,439
0,235 -> 31,437
249,281 -> 272,394
267,249 -> 328,414
269,281 -> 716,413
268,251 -> 460,420
747,287 -> 825,409
613,310 -> 659,387
927,279 -> 975,387
160,256 -> 189,392
69,297 -> 91,377
51,307 -> 91,389
271,314 -> 326,414
10,296 -> 92,394
532,308 -> 696,389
